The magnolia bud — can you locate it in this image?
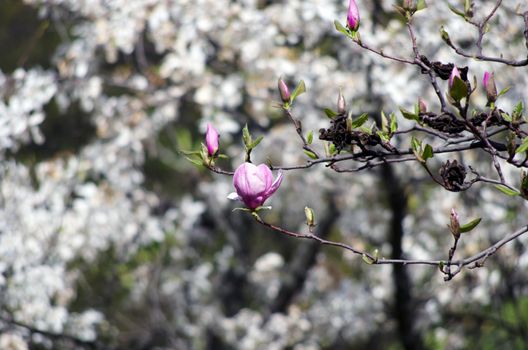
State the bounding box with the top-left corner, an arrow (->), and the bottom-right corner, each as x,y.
205,123 -> 220,156
448,66 -> 468,101
347,0 -> 360,31
418,98 -> 427,113
304,206 -> 316,228
448,66 -> 461,89
483,71 -> 497,103
449,208 -> 461,238
278,77 -> 291,103
337,90 -> 346,114
403,0 -> 416,11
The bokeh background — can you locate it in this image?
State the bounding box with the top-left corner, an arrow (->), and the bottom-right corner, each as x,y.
1,0 -> 528,349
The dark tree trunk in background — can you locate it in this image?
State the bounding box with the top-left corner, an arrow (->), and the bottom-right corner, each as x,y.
369,0 -> 425,347
382,164 -> 426,350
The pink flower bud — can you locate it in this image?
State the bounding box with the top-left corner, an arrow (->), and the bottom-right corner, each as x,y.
205,123 -> 219,156
448,66 -> 461,89
403,0 -> 415,10
347,0 -> 360,31
337,90 -> 346,114
418,97 -> 427,113
230,162 -> 283,209
450,208 -> 460,238
278,77 -> 291,103
482,71 -> 497,103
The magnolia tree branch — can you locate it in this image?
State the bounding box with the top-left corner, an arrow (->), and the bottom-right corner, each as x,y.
200,1 -> 528,280
445,1 -> 528,66
252,214 -> 528,281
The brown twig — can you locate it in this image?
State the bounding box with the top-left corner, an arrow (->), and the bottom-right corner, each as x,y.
251,214 -> 528,280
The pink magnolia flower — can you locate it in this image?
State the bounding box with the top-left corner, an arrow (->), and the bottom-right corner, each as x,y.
228,163 -> 283,209
482,71 -> 497,102
448,66 -> 461,89
205,123 -> 219,156
347,0 -> 360,31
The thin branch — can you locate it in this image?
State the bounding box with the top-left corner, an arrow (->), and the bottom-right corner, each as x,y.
251,214 -> 528,280
283,107 -> 321,159
446,2 -> 528,66
352,37 -> 415,65
0,315 -> 109,350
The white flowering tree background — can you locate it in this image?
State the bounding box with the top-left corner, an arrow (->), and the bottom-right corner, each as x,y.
1,0 -> 528,349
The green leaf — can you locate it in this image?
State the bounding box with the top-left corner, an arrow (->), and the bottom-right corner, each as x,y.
200,144 -> 209,161
334,20 -> 350,36
411,136 -> 422,152
242,124 -> 252,147
501,112 -> 513,123
183,155 -> 203,166
464,0 -> 472,14
390,113 -> 398,134
329,143 -> 337,155
514,101 -> 524,116
416,0 -> 427,11
516,138 -> 528,154
498,86 -> 510,97
304,206 -> 316,227
324,108 -> 338,119
411,137 -> 424,162
179,149 -> 202,156
232,207 -> 252,213
351,113 -> 369,129
254,205 -> 272,212
447,4 -> 466,19
290,80 -> 306,103
438,261 -> 445,273
400,107 -> 419,121
393,5 -> 406,17
217,154 -> 229,159
422,144 -> 434,161
450,76 -> 468,101
459,217 -> 481,233
440,26 -> 451,44
307,131 -> 314,144
303,149 -> 318,159
249,135 -> 264,149
377,130 -> 389,142
381,111 -> 389,133
359,125 -> 373,135
362,253 -> 375,265
495,185 -> 520,196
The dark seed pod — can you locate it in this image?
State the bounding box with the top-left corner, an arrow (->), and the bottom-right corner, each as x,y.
439,160 -> 467,191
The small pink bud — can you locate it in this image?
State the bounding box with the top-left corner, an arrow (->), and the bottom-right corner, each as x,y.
205,123 -> 219,156
278,77 -> 291,103
450,208 -> 460,238
231,163 -> 283,210
448,66 -> 461,89
403,0 -> 415,11
482,71 -> 497,103
347,0 -> 360,31
418,98 -> 427,114
337,90 -> 346,114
